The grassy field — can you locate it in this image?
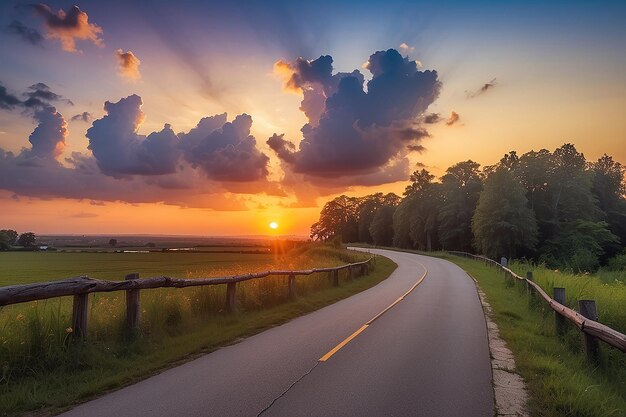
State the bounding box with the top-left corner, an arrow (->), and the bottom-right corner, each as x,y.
0,245 -> 396,415
0,251 -> 279,286
508,260 -> 626,333
443,254 -> 625,417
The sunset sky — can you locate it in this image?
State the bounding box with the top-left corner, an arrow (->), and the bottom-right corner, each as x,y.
1,0 -> 625,236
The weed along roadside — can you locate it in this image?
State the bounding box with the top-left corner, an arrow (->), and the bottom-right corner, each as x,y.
0,246 -> 397,415
444,253 -> 625,417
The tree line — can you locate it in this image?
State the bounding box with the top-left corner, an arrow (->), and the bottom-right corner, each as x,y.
0,230 -> 37,250
311,144 -> 626,272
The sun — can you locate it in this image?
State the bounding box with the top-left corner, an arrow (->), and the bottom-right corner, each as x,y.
269,221 -> 279,230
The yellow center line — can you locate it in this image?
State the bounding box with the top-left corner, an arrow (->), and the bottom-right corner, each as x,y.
319,325 -> 369,362
318,262 -> 428,362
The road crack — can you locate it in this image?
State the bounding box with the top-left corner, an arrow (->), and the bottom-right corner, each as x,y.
256,362 -> 319,416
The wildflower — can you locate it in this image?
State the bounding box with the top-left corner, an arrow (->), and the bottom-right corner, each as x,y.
65,327 -> 73,333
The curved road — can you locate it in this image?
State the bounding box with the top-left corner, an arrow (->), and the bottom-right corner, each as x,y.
60,248 -> 493,417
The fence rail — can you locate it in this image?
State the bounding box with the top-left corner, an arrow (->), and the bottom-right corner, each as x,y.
0,257 -> 374,338
448,251 -> 626,357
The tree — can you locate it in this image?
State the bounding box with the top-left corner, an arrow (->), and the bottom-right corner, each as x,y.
405,170 -> 442,251
109,238 -> 118,247
472,168 -> 538,259
392,196 -> 418,248
17,232 -> 36,247
310,195 -> 360,242
404,169 -> 435,196
0,231 -> 11,251
357,193 -> 401,243
438,161 -> 483,251
0,229 -> 18,245
541,220 -> 619,272
590,154 -> 626,259
369,205 -> 396,246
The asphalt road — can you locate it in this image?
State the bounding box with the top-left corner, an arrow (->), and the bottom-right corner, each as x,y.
59,248 -> 494,417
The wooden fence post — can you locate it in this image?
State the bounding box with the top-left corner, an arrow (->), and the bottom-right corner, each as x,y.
347,267 -> 352,281
332,269 -> 339,287
226,282 -> 237,312
525,271 -> 535,296
125,273 -> 141,333
288,274 -> 296,299
553,287 -> 566,335
72,293 -> 89,339
579,300 -> 599,363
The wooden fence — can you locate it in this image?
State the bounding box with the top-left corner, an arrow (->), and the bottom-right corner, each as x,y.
0,258 -> 374,339
449,251 -> 626,361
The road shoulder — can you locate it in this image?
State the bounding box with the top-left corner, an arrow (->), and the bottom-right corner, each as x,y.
470,273 -> 530,417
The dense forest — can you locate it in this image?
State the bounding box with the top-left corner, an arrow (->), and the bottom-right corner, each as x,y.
311,144 -> 626,272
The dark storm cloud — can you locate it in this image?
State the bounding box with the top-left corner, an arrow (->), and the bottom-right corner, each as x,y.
466,78 -> 497,98
31,3 -> 103,52
270,48 -> 440,180
3,20 -> 43,45
71,111 -> 92,122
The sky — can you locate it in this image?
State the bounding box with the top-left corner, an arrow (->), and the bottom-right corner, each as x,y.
1,0 -> 625,236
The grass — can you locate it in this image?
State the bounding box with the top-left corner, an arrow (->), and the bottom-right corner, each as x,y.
0,245 -> 396,416
508,260 -> 626,333
0,251 -> 279,286
442,254 -> 626,417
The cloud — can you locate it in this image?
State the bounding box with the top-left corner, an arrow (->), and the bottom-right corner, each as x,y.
466,78 -> 497,98
3,20 -> 43,46
71,111 -> 92,122
87,95 -> 181,177
0,83 -> 22,109
82,94 -> 271,183
269,48 -> 441,182
0,82 -> 68,159
69,212 -> 98,218
22,83 -> 73,108
0,149 -> 251,210
273,56 -> 363,126
27,107 -> 67,158
445,111 -> 460,126
398,42 -> 415,54
115,49 -> 141,81
32,4 -> 103,52
180,113 -> 270,182
422,113 -> 441,124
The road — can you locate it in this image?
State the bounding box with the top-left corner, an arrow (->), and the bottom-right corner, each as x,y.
59,248 -> 494,417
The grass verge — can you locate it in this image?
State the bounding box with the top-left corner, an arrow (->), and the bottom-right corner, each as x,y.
0,250 -> 396,416
442,254 -> 625,417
